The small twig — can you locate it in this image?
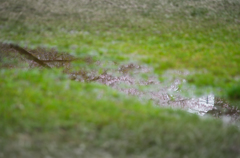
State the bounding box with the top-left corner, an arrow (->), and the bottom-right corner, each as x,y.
39,59 -> 77,63
9,44 -> 51,69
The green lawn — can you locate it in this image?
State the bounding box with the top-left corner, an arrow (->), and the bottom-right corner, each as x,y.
1,0 -> 240,157
1,0 -> 239,99
1,69 -> 240,157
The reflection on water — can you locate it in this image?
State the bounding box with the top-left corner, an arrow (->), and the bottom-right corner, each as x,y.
186,95 -> 214,116
1,43 -> 239,124
206,97 -> 240,124
90,63 -> 216,116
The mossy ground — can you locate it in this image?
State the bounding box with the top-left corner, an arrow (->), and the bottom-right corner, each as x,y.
0,0 -> 240,157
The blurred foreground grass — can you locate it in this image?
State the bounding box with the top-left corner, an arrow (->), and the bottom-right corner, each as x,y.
0,69 -> 240,158
1,0 -> 240,157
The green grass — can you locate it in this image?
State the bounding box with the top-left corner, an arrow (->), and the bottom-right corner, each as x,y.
1,0 -> 240,99
1,0 -> 240,157
0,69 -> 240,157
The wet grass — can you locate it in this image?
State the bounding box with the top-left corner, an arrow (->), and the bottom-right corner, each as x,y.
1,0 -> 240,157
1,0 -> 240,99
0,69 -> 240,158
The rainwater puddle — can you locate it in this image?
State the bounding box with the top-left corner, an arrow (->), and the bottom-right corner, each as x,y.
1,43 -> 239,124
85,63 -> 240,126
74,63 -> 216,116
68,61 -> 240,124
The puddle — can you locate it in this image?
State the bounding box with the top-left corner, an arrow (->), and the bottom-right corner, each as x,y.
206,97 -> 240,124
78,63 -> 215,116
1,43 -> 239,123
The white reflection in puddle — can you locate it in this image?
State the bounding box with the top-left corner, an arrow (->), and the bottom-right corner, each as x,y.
78,63 -> 215,116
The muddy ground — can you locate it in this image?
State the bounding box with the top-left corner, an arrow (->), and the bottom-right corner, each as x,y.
1,43 -> 240,124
